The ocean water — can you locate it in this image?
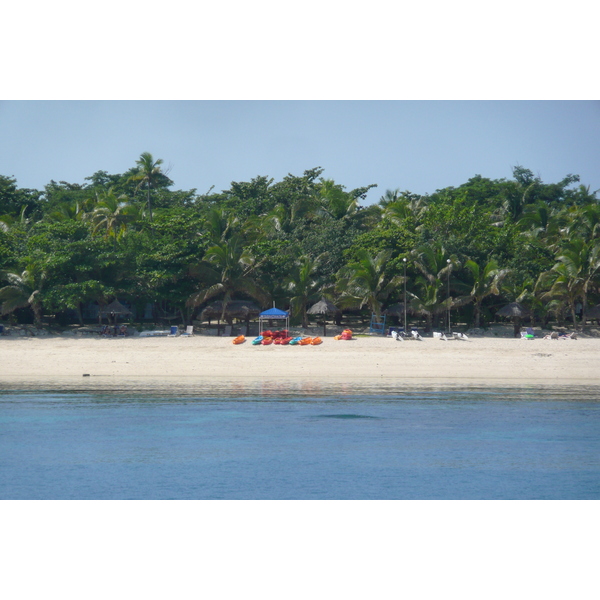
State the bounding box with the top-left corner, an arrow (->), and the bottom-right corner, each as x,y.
1,382 -> 599,500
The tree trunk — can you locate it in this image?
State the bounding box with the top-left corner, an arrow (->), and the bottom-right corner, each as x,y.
581,288 -> 588,327
425,313 -> 432,332
569,302 -> 578,330
473,302 -> 481,328
513,316 -> 521,338
32,302 -> 43,329
147,183 -> 153,222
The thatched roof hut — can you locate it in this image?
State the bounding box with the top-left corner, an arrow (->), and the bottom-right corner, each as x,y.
383,302 -> 409,316
496,302 -> 530,318
496,302 -> 530,337
98,299 -> 132,325
307,298 -> 340,336
307,298 -> 340,316
200,300 -> 261,323
99,299 -> 132,315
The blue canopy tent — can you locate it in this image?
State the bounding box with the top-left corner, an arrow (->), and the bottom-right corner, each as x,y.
259,307 -> 289,334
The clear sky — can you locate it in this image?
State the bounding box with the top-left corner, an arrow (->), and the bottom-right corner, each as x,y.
2,100 -> 599,204
3,4 -> 599,205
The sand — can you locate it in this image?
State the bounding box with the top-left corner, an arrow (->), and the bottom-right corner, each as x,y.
1,334 -> 598,390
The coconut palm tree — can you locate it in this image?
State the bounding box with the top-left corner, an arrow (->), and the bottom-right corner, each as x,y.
464,258 -> 509,328
286,255 -> 325,328
517,202 -> 562,246
409,277 -> 450,332
335,249 -> 402,320
129,152 -> 169,221
204,206 -> 240,244
563,202 -> 600,240
558,238 -> 600,326
90,188 -> 132,242
317,179 -> 359,220
382,193 -> 427,226
0,205 -> 32,232
536,238 -> 600,328
409,243 -> 460,331
0,265 -> 46,328
187,234 -> 270,320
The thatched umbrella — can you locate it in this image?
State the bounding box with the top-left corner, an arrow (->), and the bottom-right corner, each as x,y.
383,302 -> 406,317
99,299 -> 132,326
200,300 -> 261,334
496,302 -> 530,337
307,298 -> 341,336
384,302 -> 411,333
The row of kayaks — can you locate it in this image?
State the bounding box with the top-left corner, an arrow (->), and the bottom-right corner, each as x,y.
232,335 -> 322,345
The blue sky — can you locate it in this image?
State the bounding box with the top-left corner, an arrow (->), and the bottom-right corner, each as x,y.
1,100 -> 599,204
3,4 -> 598,206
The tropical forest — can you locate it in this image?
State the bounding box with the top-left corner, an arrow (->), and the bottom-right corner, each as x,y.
1,153 -> 599,334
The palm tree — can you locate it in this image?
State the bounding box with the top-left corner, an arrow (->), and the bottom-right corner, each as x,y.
536,238 -> 600,328
90,188 -> 132,242
517,202 -> 561,246
382,193 -> 427,226
204,206 -> 240,243
464,258 -> 509,328
410,243 -> 459,331
558,238 -> 600,326
0,265 -> 46,328
129,152 -> 168,221
563,203 -> 600,240
317,179 -> 359,220
409,276 -> 449,332
258,196 -> 317,236
187,234 -> 269,320
286,255 -> 325,328
0,205 -> 32,232
502,168 -> 537,222
335,249 -> 402,320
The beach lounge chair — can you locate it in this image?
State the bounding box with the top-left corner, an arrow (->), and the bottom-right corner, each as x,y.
521,328 -> 535,340
453,332 -> 469,340
181,326 -> 194,336
411,330 -> 423,341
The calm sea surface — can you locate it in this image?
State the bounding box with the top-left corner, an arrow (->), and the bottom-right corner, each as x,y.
1,382 -> 599,499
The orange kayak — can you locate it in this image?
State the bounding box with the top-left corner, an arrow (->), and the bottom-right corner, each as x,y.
261,337 -> 273,345
311,337 -> 322,345
299,337 -> 312,345
232,335 -> 245,344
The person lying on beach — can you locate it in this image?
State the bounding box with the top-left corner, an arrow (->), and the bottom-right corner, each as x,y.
543,332 -> 577,340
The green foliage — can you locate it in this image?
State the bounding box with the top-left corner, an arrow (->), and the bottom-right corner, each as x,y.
2,162 -> 599,329
0,175 -> 43,219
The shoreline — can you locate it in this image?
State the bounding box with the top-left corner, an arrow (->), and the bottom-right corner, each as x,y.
2,335 -> 598,389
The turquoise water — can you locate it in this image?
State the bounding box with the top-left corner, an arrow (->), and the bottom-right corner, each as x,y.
1,383 -> 599,499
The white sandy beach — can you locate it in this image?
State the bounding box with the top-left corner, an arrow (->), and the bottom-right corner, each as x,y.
1,334 -> 598,388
